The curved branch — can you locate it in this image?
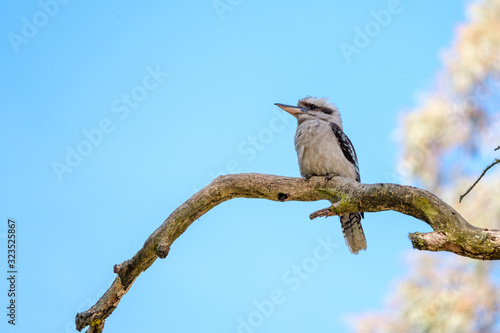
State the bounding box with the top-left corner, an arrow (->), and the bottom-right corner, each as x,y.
75,173 -> 500,332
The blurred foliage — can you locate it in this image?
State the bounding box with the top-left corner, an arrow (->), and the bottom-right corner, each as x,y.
352,0 -> 500,332
351,255 -> 499,333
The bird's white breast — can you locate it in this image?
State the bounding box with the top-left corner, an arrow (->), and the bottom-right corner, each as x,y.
294,119 -> 357,180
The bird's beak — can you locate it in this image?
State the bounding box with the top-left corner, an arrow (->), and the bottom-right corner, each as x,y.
275,103 -> 306,116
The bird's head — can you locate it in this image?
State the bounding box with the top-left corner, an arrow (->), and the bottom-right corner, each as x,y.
275,96 -> 342,126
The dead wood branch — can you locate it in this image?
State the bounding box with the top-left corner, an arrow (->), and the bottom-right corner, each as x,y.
76,173 -> 500,332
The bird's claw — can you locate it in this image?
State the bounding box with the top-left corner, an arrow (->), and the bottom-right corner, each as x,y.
324,173 -> 334,181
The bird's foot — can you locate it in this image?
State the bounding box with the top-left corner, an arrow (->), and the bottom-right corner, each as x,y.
304,174 -> 312,181
324,173 -> 334,181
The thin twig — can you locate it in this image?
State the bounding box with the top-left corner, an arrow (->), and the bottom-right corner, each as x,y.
460,158 -> 500,203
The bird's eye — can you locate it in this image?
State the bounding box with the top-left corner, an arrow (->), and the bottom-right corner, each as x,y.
309,104 -> 317,110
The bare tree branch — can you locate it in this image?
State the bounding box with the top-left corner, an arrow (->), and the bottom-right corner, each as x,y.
75,173 -> 500,332
459,158 -> 500,203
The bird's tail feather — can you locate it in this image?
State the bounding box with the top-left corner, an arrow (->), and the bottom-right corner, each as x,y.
340,213 -> 367,254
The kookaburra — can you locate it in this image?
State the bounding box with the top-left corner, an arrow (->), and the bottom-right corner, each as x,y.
275,97 -> 367,254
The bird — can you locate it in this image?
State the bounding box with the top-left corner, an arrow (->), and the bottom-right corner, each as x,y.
275,96 -> 367,254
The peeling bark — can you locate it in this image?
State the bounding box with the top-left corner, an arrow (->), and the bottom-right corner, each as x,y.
75,173 -> 500,332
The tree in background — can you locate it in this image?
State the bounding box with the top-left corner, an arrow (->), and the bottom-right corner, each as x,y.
352,0 -> 500,331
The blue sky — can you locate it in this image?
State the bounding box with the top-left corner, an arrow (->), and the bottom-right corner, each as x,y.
1,1 -> 468,332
